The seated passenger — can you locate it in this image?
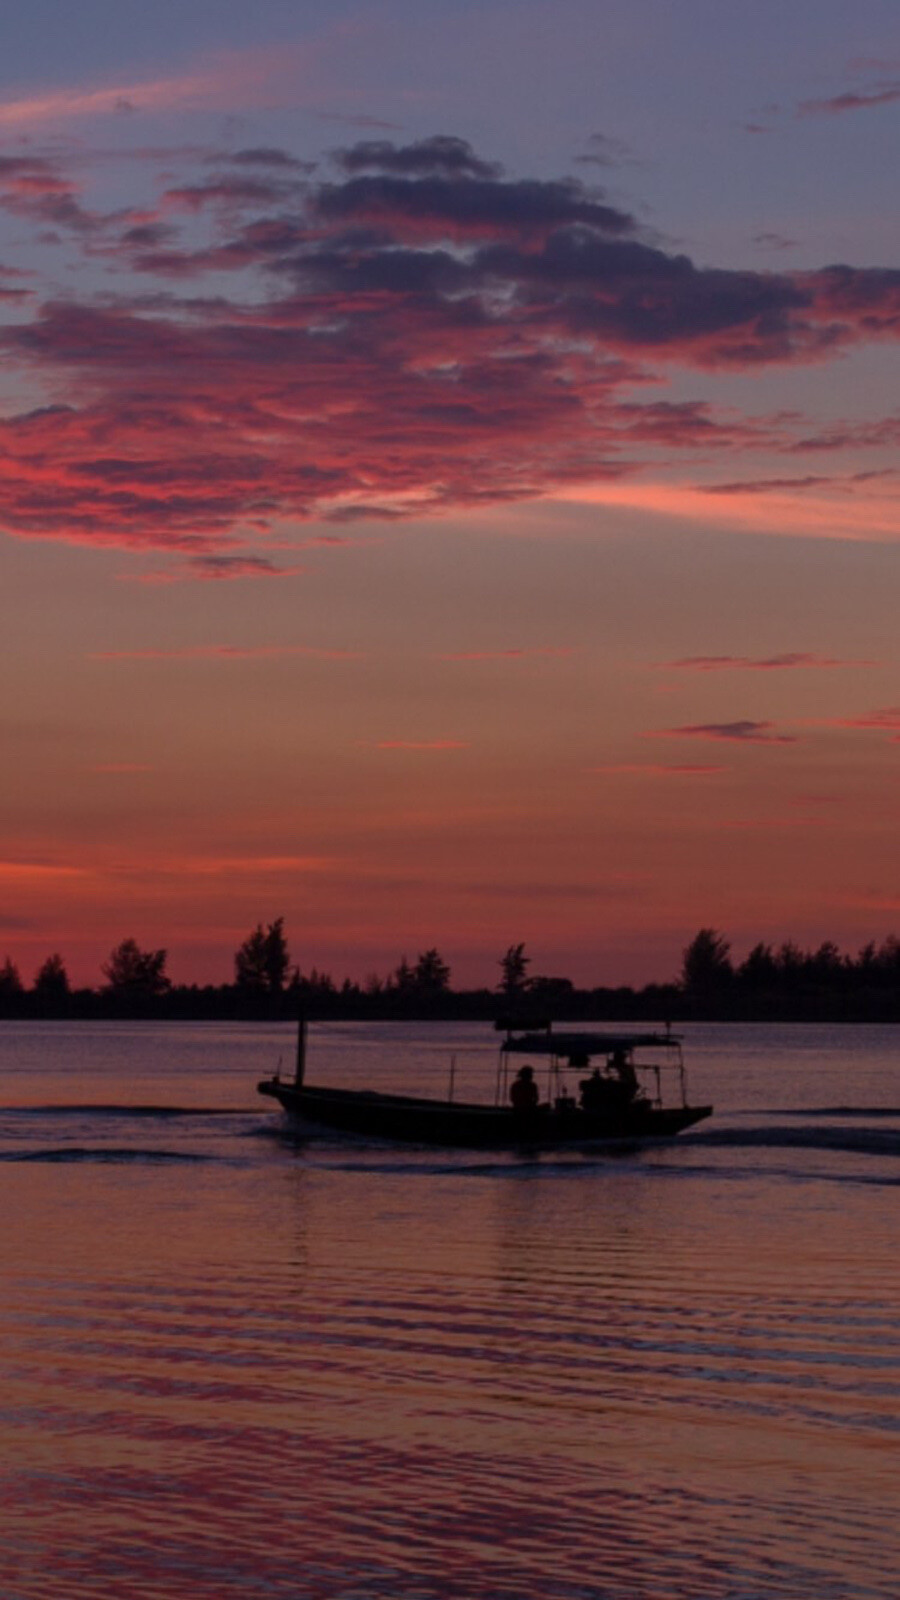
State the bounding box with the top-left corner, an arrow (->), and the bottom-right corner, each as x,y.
509,1064 -> 539,1112
579,1067 -> 608,1113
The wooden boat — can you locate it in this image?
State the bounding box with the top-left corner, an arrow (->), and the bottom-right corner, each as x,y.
257,1020 -> 712,1149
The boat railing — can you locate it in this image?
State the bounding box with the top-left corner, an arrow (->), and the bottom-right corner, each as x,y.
437,1049 -> 502,1106
638,1057 -> 689,1109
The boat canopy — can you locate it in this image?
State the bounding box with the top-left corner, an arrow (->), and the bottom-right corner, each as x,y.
502,1030 -> 682,1057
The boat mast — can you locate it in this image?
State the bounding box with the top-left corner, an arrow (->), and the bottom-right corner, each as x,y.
295,1015 -> 307,1088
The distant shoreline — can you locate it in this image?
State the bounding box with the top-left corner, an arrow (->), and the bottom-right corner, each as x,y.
4,987 -> 900,1025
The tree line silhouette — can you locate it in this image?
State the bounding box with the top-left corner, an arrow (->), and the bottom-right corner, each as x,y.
3,923 -> 900,1021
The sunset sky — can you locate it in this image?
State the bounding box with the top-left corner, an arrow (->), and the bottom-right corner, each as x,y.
3,0 -> 900,988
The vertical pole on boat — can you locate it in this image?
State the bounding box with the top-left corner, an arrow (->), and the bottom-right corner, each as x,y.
295,1014 -> 307,1088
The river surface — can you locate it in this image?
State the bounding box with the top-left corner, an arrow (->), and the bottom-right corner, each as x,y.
0,1020 -> 897,1599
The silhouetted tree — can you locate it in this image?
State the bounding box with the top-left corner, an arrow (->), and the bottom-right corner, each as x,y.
681,928 -> 732,992
102,938 -> 170,997
499,942 -> 531,996
235,918 -> 289,993
856,941 -> 878,980
809,940 -> 845,984
412,948 -> 451,995
774,941 -> 804,989
737,942 -> 778,989
875,935 -> 900,983
263,917 -> 289,993
291,965 -> 335,996
0,956 -> 23,999
33,953 -> 70,1004
391,956 -> 415,993
528,974 -> 574,1006
235,924 -> 268,989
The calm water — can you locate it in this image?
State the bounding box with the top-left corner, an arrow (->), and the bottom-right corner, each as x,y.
0,1020 -> 897,1600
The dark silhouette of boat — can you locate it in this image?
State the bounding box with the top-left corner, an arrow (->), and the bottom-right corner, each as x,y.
257,1020 -> 712,1148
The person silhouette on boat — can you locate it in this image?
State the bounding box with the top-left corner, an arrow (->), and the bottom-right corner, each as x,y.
510,1064 -> 540,1114
605,1043 -> 634,1094
579,1066 -> 608,1114
610,1048 -> 639,1102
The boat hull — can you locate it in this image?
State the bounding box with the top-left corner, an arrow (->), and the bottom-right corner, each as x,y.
257,1079 -> 712,1148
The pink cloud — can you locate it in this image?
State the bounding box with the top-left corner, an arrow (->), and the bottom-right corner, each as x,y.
0,45 -> 311,130
0,76 -> 211,128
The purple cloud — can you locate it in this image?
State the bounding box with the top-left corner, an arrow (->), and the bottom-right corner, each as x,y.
659,653 -> 873,672
333,136 -> 500,180
650,720 -> 798,744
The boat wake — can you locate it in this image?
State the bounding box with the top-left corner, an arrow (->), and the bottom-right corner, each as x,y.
685,1122 -> 900,1157
0,1145 -> 215,1164
5,1102 -> 244,1118
757,1104 -> 900,1119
